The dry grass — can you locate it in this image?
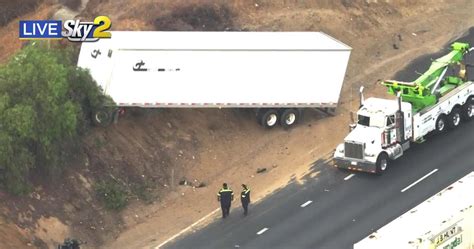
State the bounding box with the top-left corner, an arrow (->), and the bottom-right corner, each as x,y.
0,0 -> 44,26
0,2 -> 58,63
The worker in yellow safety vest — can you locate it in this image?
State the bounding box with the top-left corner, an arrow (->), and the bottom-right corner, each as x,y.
241,184 -> 251,216
217,183 -> 234,218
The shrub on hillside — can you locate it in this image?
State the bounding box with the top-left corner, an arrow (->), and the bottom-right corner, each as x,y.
131,179 -> 154,203
0,0 -> 44,26
95,179 -> 128,210
154,3 -> 235,31
0,42 -> 112,194
60,0 -> 82,11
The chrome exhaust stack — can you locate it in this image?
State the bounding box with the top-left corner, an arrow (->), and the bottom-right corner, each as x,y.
359,86 -> 365,108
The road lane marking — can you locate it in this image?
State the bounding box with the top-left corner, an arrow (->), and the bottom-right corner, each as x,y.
257,227 -> 269,235
154,208 -> 220,248
300,200 -> 313,207
401,169 -> 438,193
344,173 -> 355,181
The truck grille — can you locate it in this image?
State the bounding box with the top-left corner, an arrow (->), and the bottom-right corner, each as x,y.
344,142 -> 364,159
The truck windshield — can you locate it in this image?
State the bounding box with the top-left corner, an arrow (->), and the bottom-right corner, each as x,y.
358,115 -> 370,126
358,114 -> 385,127
386,115 -> 395,126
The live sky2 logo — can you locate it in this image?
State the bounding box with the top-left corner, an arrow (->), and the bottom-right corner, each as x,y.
19,16 -> 112,42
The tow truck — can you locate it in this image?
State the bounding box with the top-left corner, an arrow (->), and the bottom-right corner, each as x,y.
333,42 -> 474,174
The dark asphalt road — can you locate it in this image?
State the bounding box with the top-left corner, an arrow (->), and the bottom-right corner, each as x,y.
162,29 -> 474,249
394,27 -> 474,81
163,123 -> 474,249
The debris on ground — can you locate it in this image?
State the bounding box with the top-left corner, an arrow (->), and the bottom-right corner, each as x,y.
256,168 -> 267,174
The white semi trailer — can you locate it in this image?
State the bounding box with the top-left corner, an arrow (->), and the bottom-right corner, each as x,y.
77,31 -> 351,128
354,171 -> 474,249
334,42 -> 474,174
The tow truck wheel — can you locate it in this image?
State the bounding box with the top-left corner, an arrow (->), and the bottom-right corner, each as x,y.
461,98 -> 473,121
375,153 -> 389,175
279,109 -> 299,128
435,115 -> 447,133
259,109 -> 279,128
447,108 -> 461,129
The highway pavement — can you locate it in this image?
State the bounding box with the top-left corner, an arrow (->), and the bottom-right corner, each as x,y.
161,28 -> 474,249
162,123 -> 474,249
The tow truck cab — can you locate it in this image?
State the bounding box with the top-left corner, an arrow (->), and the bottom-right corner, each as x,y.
333,96 -> 412,174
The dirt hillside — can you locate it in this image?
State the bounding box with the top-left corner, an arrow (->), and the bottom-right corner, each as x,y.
0,1 -> 473,249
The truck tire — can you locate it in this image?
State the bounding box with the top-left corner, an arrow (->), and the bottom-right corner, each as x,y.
375,153 -> 389,175
435,115 -> 447,133
461,97 -> 473,121
259,109 -> 279,128
279,109 -> 299,128
447,108 -> 461,129
92,108 -> 114,127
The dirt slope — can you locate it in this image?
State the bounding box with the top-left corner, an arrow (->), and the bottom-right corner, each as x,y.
0,1 -> 474,249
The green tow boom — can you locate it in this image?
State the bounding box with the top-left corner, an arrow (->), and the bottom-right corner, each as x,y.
382,42 -> 471,112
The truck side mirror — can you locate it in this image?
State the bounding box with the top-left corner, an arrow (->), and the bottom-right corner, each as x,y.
349,123 -> 357,131
349,111 -> 356,131
359,86 -> 365,107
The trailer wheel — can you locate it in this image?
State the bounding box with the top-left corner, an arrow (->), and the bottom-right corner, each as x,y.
461,97 -> 474,121
92,108 -> 114,127
259,109 -> 279,128
375,153 -> 389,175
279,109 -> 299,128
447,108 -> 461,129
435,115 -> 447,133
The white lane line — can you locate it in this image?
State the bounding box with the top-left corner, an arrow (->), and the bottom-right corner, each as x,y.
300,200 -> 313,207
256,227 -> 269,235
344,173 -> 355,181
154,208 -> 220,248
401,169 -> 438,193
